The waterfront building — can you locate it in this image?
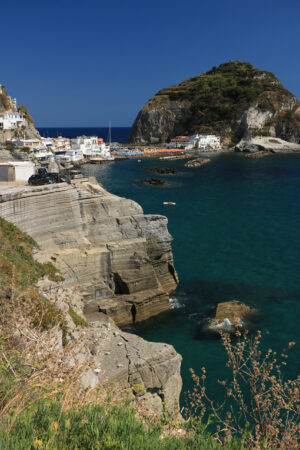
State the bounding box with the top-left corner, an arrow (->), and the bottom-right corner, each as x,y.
58,149 -> 84,163
72,136 -> 113,160
29,148 -> 54,163
187,134 -> 221,150
169,136 -> 190,148
171,136 -> 189,143
52,137 -> 72,151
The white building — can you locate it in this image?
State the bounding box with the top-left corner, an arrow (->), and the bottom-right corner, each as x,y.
0,161 -> 35,182
29,147 -> 54,163
0,112 -> 25,130
52,137 -> 71,151
41,137 -> 56,150
58,149 -> 84,163
187,134 -> 221,151
71,136 -> 113,159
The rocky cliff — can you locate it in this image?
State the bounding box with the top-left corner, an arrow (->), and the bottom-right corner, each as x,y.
128,61 -> 300,145
0,84 -> 40,143
0,178 -> 178,327
36,279 -> 182,415
0,208 -> 182,416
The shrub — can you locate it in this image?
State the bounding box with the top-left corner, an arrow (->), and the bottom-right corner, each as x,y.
185,329 -> 299,448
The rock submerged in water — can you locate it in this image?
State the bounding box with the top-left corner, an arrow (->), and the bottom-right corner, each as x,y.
140,177 -> 165,186
184,158 -> 211,168
147,167 -> 177,175
207,301 -> 251,333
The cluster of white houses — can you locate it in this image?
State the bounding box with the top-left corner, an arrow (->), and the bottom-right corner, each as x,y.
170,134 -> 221,150
7,135 -> 114,165
1,84 -> 114,164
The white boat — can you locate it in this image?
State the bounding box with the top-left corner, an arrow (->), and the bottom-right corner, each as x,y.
163,201 -> 176,206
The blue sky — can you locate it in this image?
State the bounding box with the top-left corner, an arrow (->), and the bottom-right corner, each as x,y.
1,0 -> 300,127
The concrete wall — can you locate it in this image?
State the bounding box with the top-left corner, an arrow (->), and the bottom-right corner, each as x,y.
0,165 -> 34,181
14,165 -> 34,181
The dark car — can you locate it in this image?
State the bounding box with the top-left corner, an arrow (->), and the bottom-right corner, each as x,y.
28,173 -> 53,185
47,172 -> 69,183
28,171 -> 69,186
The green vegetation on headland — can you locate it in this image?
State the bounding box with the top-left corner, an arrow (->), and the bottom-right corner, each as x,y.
18,104 -> 34,124
128,61 -> 300,144
0,216 -> 298,448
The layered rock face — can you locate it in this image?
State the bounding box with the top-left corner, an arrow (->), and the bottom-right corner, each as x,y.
0,178 -> 178,326
128,61 -> 300,145
36,279 -> 182,415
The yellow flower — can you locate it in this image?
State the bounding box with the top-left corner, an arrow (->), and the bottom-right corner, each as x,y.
50,421 -> 58,431
33,438 -> 43,448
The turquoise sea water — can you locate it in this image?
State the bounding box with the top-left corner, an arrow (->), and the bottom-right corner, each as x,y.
81,153 -> 300,402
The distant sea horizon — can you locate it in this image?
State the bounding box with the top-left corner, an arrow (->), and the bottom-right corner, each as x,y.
37,127 -> 131,143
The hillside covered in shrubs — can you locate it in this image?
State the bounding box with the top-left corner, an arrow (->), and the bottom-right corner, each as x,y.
128,61 -> 300,145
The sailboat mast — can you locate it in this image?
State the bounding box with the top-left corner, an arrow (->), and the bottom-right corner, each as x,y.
108,120 -> 111,146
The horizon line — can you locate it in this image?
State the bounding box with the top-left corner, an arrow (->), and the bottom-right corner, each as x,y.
36,126 -> 131,128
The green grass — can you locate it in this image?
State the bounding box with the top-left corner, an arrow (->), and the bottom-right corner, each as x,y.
0,398 -> 243,449
0,216 -> 63,289
68,306 -> 88,327
0,216 -> 66,334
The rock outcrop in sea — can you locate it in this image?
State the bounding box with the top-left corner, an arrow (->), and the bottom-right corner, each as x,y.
128,61 -> 300,145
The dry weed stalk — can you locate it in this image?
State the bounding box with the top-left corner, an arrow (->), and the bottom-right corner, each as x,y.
0,269 -> 147,435
185,329 -> 299,448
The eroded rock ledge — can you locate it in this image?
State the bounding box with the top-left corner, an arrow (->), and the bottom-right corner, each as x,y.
0,178 -> 178,326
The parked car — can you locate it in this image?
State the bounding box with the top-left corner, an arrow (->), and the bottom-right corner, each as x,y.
28,171 -> 69,186
67,170 -> 83,179
28,173 -> 53,185
47,172 -> 69,183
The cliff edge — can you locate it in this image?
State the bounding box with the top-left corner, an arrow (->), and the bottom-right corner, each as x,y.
0,177 -> 178,326
128,61 -> 300,145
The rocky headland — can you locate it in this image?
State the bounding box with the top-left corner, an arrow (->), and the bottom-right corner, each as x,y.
0,85 -> 40,144
128,61 -> 300,147
0,177 -> 182,414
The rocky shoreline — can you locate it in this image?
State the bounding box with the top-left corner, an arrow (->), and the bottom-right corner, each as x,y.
235,136 -> 300,154
0,178 -> 182,414
184,157 -> 211,168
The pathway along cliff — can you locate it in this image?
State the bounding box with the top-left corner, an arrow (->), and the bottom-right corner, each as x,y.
0,177 -> 182,414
